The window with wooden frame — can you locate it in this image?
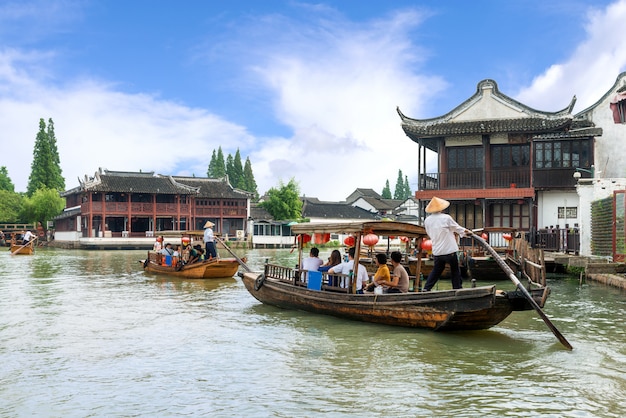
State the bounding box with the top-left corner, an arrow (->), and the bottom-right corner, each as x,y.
534,139 -> 592,169
491,203 -> 530,229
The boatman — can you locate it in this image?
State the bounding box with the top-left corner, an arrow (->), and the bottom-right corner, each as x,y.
422,197 -> 471,291
203,221 -> 218,260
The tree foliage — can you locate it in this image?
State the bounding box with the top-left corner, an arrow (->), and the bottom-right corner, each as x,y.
27,118 -> 65,196
243,157 -> 259,200
259,178 -> 302,220
20,187 -> 65,228
404,175 -> 412,199
0,190 -> 23,222
0,166 -> 15,192
381,179 -> 392,199
393,169 -> 405,200
208,147 -> 258,200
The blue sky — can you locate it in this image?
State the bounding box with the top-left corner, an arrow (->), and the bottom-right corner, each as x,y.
1,0 -> 625,200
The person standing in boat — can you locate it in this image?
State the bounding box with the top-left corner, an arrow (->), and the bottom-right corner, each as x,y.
203,221 -> 218,260
153,236 -> 163,252
422,196 -> 470,291
22,230 -> 34,244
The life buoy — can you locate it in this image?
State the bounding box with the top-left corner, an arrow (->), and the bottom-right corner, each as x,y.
254,274 -> 266,291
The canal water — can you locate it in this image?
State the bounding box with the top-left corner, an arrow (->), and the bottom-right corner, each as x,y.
1,247 -> 624,417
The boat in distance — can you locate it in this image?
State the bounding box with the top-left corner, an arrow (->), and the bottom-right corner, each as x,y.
142,253 -> 240,279
241,220 -> 550,331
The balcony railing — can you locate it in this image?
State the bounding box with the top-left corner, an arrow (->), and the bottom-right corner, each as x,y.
419,169 -> 530,190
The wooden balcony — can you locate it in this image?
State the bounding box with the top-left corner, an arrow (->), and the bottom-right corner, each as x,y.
81,201 -> 246,217
419,168 -> 580,190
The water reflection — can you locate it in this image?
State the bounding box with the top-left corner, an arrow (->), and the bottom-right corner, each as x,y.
0,248 -> 624,417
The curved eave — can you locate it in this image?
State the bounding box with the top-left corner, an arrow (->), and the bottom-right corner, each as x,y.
291,220 -> 427,238
401,116 -> 573,140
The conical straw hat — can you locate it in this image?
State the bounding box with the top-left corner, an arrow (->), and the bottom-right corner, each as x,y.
204,221 -> 215,228
425,196 -> 450,213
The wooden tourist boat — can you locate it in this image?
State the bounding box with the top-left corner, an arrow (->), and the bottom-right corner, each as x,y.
141,230 -> 240,279
240,221 -> 552,332
9,239 -> 36,255
463,227 -> 519,281
142,251 -> 240,279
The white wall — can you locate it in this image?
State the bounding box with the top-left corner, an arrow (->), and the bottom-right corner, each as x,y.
536,190 -> 580,230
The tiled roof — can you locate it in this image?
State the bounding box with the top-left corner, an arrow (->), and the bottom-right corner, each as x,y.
172,176 -> 250,199
398,79 -> 576,140
250,203 -> 273,221
533,127 -> 603,140
80,170 -> 193,194
345,188 -> 382,203
302,198 -> 379,220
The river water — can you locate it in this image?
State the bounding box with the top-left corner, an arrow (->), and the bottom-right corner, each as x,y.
1,247 -> 624,417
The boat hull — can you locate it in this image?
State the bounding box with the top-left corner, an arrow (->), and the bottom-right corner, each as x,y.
143,258 -> 240,279
242,272 -> 546,331
9,243 -> 35,255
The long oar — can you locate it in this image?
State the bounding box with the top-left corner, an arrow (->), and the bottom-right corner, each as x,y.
468,231 -> 573,350
215,236 -> 252,273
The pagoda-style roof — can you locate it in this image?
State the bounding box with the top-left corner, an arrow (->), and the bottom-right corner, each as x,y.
77,169 -> 198,194
171,176 -> 251,199
398,79 -> 576,145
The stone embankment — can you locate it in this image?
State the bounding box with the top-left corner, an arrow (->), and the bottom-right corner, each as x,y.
552,254 -> 626,290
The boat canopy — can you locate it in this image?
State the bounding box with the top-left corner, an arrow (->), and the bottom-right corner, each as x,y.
290,221 -> 427,238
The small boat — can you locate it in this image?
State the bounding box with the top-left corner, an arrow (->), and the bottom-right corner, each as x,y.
142,252 -> 240,279
464,227 -> 519,281
9,239 -> 36,255
140,230 -> 240,279
241,221 -> 552,332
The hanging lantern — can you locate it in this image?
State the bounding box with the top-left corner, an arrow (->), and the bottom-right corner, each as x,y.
343,236 -> 356,247
420,239 -> 432,251
297,234 -> 311,244
388,236 -> 396,240
399,236 -> 410,243
362,233 -> 379,247
503,233 -> 513,241
481,233 -> 489,240
182,236 -> 191,245
313,233 -> 331,244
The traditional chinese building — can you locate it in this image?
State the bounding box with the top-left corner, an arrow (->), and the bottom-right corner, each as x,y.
398,79 -> 601,237
55,169 -> 250,243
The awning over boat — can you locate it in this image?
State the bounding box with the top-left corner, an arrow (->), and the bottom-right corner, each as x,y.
290,220 -> 427,238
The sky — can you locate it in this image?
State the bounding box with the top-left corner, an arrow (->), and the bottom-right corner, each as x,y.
1,0 -> 626,201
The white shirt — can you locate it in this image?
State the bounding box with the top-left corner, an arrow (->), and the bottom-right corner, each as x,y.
328,259 -> 369,290
424,212 -> 466,256
23,231 -> 34,241
301,256 -> 323,272
203,227 -> 214,243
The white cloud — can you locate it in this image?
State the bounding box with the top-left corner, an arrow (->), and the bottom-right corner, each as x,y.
516,0 -> 626,112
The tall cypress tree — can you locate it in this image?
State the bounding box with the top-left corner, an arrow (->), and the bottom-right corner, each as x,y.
27,118 -> 64,196
207,150 -> 218,177
225,154 -> 234,184
404,175 -> 412,199
232,149 -> 244,188
214,147 -> 226,178
243,157 -> 258,200
381,180 -> 392,199
393,169 -> 405,199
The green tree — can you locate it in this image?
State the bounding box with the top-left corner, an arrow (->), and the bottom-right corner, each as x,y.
207,150 -> 218,177
404,175 -> 412,199
20,187 -> 65,230
259,178 -> 302,220
225,154 -> 234,183
243,157 -> 259,200
232,149 -> 244,188
0,166 -> 15,192
0,190 -> 23,222
26,118 -> 65,195
214,147 -> 226,178
394,169 -> 405,200
381,180 -> 392,199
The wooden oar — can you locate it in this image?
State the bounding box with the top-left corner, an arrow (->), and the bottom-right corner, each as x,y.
214,236 -> 252,273
468,231 -> 573,350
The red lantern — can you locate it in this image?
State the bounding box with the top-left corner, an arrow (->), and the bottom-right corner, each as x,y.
481,233 -> 488,240
313,233 -> 330,244
362,234 -> 379,247
343,236 -> 356,247
182,237 -> 190,245
297,234 -> 311,244
420,239 -> 432,251
400,236 -> 410,243
503,234 -> 513,241
388,236 -> 396,240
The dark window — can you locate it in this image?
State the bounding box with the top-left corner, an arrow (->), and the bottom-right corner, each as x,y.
534,139 -> 592,169
491,203 -> 530,229
492,144 -> 530,168
447,147 -> 483,170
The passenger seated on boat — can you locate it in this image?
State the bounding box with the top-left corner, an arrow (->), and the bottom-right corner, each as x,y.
188,245 -> 204,264
301,247 -> 323,279
318,249 -> 342,286
364,253 -> 390,292
160,243 -> 174,256
328,247 -> 369,293
382,251 -> 410,293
